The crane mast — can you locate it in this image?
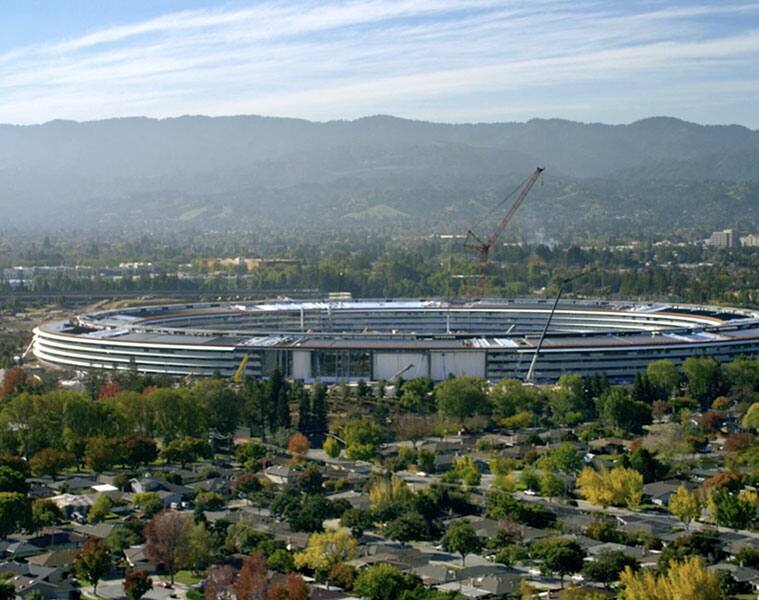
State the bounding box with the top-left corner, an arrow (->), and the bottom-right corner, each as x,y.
463,167 -> 544,297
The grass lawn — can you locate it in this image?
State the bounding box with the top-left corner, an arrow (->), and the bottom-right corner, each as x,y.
166,570 -> 202,586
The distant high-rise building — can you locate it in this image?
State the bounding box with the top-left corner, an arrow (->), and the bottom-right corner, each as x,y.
740,233 -> 759,247
706,229 -> 735,248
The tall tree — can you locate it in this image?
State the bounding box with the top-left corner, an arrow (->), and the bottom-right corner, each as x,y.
234,552 -> 268,600
668,485 -> 701,529
441,520 -> 482,566
75,538 -> 112,595
310,381 -> 329,443
144,511 -> 192,585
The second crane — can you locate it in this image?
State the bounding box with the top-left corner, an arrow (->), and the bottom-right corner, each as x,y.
463,167 -> 544,298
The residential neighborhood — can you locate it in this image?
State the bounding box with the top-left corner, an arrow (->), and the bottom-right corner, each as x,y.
0,357 -> 757,600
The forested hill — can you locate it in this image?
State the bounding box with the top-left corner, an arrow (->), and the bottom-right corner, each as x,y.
1,114 -> 758,237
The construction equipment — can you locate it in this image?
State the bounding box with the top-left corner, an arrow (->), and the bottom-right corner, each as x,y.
232,354 -> 250,383
525,270 -> 593,382
463,167 -> 544,297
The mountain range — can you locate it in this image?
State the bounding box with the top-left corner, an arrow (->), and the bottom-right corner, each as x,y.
1,114 -> 757,237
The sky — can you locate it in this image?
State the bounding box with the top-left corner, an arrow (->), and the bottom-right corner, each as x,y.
1,0 -> 759,127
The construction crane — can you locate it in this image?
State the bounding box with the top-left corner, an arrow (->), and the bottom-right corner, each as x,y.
525,269 -> 593,382
232,354 -> 250,384
463,167 -> 544,297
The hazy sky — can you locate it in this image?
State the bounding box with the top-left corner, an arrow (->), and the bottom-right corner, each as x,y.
1,0 -> 759,126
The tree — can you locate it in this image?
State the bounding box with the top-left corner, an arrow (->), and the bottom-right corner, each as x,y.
598,388 -> 651,435
0,466 -> 29,493
342,418 -> 382,460
711,487 -> 755,530
161,437 -> 212,467
29,448 -> 76,477
539,471 -> 565,500
619,556 -> 721,600
577,467 -> 643,509
75,538 -> 112,594
742,402 -> 759,430
88,494 -> 114,523
441,520 -> 482,566
234,552 -> 268,600
84,436 -> 124,472
532,538 -> 585,587
287,433 -> 310,464
309,381 -> 329,442
0,492 -> 31,537
582,549 -> 638,583
384,512 -> 431,542
683,357 -> 723,409
323,436 -> 340,459
293,529 -> 357,581
446,456 -> 481,487
123,437 -> 159,466
31,499 -> 63,531
144,510 -> 192,585
132,492 -> 164,518
266,573 -> 310,600
539,443 -> 581,473
393,414 -> 436,449
124,570 -> 153,600
353,564 -> 420,600
340,507 -> 374,537
296,382 -> 312,436
0,579 -> 14,600
187,522 -> 214,574
435,377 -> 489,422
205,564 -> 235,600
646,360 -> 680,399
368,476 -> 412,518
232,472 -> 263,496
668,485 -> 701,529
620,447 -> 668,483
191,379 -> 240,435
297,465 -> 323,495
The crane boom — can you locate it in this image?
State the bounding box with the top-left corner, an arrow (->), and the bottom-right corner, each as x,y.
463,167 -> 544,297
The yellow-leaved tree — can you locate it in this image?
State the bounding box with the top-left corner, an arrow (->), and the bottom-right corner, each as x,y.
294,529 -> 357,578
619,556 -> 722,600
368,475 -> 412,515
668,485 -> 701,529
577,466 -> 643,509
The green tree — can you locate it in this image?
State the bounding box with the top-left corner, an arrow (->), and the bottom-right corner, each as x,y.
29,448 -> 76,477
441,520 -> 482,566
683,357 -> 723,409
161,437 -> 212,467
88,494 -> 114,523
532,537 -> 585,587
435,377 -> 489,422
384,512 -> 432,542
711,487 -> 755,530
742,402 -> 759,430
353,564 -> 420,600
0,466 -> 29,494
310,381 -> 329,442
340,508 -> 374,537
31,499 -> 63,531
342,418 -> 382,460
84,437 -> 124,472
323,436 -> 341,458
74,538 -> 112,594
0,492 -> 31,537
598,388 -> 651,435
582,549 -> 638,583
646,360 -> 680,399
